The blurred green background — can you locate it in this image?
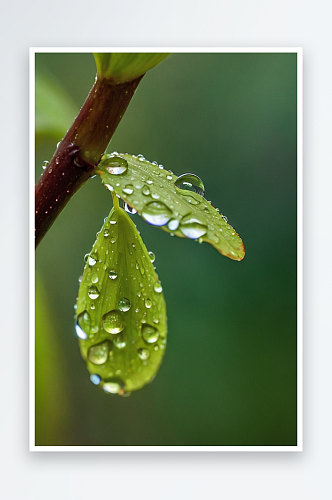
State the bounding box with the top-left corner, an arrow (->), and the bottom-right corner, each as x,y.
35,52 -> 297,446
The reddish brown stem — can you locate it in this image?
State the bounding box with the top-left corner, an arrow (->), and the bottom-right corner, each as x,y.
35,74 -> 144,248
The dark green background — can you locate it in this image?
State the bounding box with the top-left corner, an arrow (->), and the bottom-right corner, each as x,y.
35,52 -> 297,446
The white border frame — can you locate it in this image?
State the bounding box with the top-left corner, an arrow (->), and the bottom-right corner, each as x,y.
30,47 -> 303,452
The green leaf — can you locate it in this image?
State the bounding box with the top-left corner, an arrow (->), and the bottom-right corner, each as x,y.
35,69 -> 78,140
96,153 -> 245,261
75,201 -> 167,396
93,53 -> 170,82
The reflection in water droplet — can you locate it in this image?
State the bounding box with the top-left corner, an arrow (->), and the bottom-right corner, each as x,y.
154,282 -> 163,293
88,340 -> 110,365
108,269 -> 117,280
148,251 -> 155,263
166,174 -> 172,180
88,285 -> 100,299
118,297 -> 131,312
102,310 -> 124,334
179,214 -> 208,239
138,347 -> 150,360
142,201 -> 172,226
90,374 -> 101,385
104,228 -> 109,237
122,184 -> 134,195
75,310 -> 91,340
167,219 -> 179,231
103,378 -> 126,395
103,156 -> 128,175
124,202 -> 137,214
146,178 -> 153,185
142,323 -> 159,344
175,173 -> 205,196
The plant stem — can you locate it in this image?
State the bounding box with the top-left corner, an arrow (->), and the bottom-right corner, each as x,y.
35,74 -> 144,248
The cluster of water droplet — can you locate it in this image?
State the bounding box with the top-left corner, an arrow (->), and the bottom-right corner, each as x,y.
98,153 -> 244,260
75,205 -> 167,396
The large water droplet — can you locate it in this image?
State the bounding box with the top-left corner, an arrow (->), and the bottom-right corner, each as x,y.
102,310 -> 124,334
145,298 -> 152,309
154,282 -> 163,293
142,201 -> 172,226
103,377 -> 126,395
142,185 -> 150,196
167,219 -> 179,231
88,253 -> 98,266
138,347 -> 150,360
103,155 -> 128,175
108,269 -> 117,280
88,285 -> 100,299
122,184 -> 134,195
179,214 -> 208,239
175,173 -> 205,197
142,323 -> 159,344
75,310 -> 91,340
118,297 -> 131,312
88,340 -> 110,365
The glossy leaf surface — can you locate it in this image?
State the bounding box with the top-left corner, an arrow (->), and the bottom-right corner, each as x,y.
97,153 -> 245,261
75,204 -> 167,395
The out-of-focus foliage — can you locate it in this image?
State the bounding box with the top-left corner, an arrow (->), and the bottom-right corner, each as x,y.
35,52 -> 297,447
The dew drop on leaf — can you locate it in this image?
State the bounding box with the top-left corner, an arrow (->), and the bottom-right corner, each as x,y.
179,214 -> 208,239
88,340 -> 110,365
174,173 -> 205,197
142,323 -> 159,344
142,201 -> 172,226
103,155 -> 128,175
118,297 -> 131,312
102,310 -> 124,334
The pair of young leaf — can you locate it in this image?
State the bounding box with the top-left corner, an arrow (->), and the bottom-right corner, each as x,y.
75,153 -> 245,396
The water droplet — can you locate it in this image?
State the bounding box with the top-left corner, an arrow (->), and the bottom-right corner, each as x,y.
42,160 -> 49,170
75,310 -> 91,340
142,185 -> 150,196
142,201 -> 172,226
91,273 -> 99,284
88,253 -> 97,266
78,275 -> 82,283
179,214 -> 208,239
138,347 -> 150,360
154,282 -> 163,293
145,298 -> 152,309
88,340 -> 110,365
122,184 -> 134,195
90,374 -> 101,385
124,202 -> 137,214
88,285 -> 100,300
110,236 -> 116,244
108,269 -> 117,280
167,219 -> 179,231
104,228 -> 109,237
103,155 -> 128,175
113,333 -> 126,349
102,310 -> 124,334
118,297 -> 131,312
148,251 -> 155,263
146,178 -> 153,185
142,324 -> 159,344
137,154 -> 145,161
182,193 -> 200,205
151,192 -> 160,200
166,174 -> 172,180
175,173 -> 205,197
103,378 -> 125,395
